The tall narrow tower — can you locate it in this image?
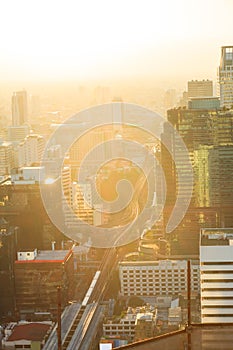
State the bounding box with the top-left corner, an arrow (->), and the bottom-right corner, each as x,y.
219,46 -> 233,108
12,90 -> 28,126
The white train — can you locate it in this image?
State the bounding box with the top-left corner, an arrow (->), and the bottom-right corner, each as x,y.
82,270 -> 101,306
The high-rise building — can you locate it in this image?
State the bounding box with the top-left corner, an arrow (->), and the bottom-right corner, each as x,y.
219,46 -> 233,108
188,80 -> 213,98
0,141 -> 13,176
0,219 -> 18,319
200,228 -> 233,323
12,90 -> 28,126
162,108 -> 233,254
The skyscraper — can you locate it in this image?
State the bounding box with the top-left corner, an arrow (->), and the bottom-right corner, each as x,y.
219,46 -> 233,108
12,90 -> 28,126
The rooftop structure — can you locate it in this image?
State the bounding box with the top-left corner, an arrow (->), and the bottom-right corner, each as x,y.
188,96 -> 220,110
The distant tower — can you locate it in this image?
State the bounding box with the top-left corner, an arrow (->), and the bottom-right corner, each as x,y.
219,46 -> 233,108
12,90 -> 28,126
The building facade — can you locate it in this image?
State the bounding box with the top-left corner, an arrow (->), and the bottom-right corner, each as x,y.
187,80 -> 213,98
0,219 -> 18,319
18,134 -> 45,167
200,228 -> 233,323
14,249 -> 74,319
0,141 -> 13,176
188,97 -> 220,110
12,90 -> 28,126
219,46 -> 233,108
119,260 -> 199,297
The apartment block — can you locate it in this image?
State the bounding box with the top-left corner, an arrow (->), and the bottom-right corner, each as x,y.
119,260 -> 199,297
200,228 -> 233,323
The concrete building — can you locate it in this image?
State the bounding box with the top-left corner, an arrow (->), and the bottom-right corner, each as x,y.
0,219 -> 18,319
0,141 -> 13,176
200,228 -> 233,323
12,90 -> 28,126
103,306 -> 156,342
11,166 -> 45,184
8,125 -> 30,142
14,249 -> 74,319
18,134 -> 45,167
187,80 -> 213,98
119,260 -> 199,297
219,46 -> 233,108
103,311 -> 136,341
162,108 -> 233,254
194,144 -> 233,208
134,312 -> 156,341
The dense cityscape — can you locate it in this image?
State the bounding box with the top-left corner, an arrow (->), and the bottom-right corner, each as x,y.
1,1 -> 233,349
0,45 -> 233,350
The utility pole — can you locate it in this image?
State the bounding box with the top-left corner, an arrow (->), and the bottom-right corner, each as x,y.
57,286 -> 62,350
187,260 -> 191,349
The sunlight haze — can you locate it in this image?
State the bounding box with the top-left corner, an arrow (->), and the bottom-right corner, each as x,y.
1,0 -> 233,86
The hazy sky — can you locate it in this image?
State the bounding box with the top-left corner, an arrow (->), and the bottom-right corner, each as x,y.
1,0 -> 233,87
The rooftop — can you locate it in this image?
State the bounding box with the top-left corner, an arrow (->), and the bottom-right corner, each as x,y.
7,322 -> 51,342
15,249 -> 72,264
201,228 -> 233,246
120,260 -> 198,267
34,250 -> 70,261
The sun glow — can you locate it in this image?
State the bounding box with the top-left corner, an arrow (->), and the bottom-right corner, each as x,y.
0,0 -> 233,82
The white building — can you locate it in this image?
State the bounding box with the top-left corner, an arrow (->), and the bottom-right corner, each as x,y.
219,46 -> 233,108
119,260 -> 199,297
11,166 -> 45,184
18,134 -> 45,167
8,125 -> 30,142
200,228 -> 233,323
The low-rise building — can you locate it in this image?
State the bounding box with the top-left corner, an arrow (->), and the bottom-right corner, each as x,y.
103,306 -> 157,342
14,249 -> 74,319
1,321 -> 52,349
119,260 -> 200,297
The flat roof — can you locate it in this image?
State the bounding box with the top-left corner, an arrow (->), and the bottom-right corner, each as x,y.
15,250 -> 72,264
119,260 -> 199,266
35,250 -> 70,261
201,228 -> 233,246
